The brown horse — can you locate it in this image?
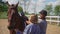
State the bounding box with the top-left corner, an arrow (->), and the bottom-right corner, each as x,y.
7,2 -> 26,34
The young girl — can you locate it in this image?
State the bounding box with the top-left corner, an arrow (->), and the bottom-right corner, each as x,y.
23,14 -> 41,34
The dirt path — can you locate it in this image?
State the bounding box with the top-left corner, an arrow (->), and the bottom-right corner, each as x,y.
0,19 -> 9,34
47,24 -> 60,34
0,19 -> 60,34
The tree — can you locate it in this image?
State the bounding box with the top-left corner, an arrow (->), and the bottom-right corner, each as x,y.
54,5 -> 60,16
18,6 -> 23,12
44,4 -> 53,16
20,0 -> 31,13
18,6 -> 29,15
0,1 -> 8,12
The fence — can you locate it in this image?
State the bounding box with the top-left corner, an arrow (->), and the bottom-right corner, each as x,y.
46,16 -> 60,25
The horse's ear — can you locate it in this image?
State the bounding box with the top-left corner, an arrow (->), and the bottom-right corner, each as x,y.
15,2 -> 19,7
6,1 -> 10,6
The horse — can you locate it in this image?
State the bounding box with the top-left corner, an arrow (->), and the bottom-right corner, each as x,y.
7,2 -> 27,34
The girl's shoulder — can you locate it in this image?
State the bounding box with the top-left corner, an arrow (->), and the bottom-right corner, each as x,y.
26,23 -> 33,28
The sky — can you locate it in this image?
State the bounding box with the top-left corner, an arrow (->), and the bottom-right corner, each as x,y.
2,0 -> 60,14
27,0 -> 57,13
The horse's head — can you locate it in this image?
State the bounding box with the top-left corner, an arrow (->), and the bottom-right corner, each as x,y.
7,1 -> 19,12
7,2 -> 19,21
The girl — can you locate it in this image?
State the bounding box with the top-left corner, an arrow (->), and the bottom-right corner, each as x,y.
23,14 -> 41,34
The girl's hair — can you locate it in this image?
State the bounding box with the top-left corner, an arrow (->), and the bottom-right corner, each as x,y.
29,14 -> 38,24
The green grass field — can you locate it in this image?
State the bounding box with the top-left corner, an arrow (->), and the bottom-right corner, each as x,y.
0,12 -> 7,19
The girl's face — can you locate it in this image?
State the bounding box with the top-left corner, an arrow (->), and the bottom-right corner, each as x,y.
39,14 -> 45,19
26,16 -> 32,24
25,18 -> 29,25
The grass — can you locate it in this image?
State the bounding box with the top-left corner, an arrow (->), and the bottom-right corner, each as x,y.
0,12 -> 7,19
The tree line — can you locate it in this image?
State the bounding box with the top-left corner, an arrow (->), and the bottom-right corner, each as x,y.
44,4 -> 60,16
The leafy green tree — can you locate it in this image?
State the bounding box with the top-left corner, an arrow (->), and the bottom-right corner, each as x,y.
0,1 -> 8,12
18,6 -> 29,15
2,5 -> 8,12
44,4 -> 52,16
54,5 -> 60,16
0,5 -> 3,12
18,6 -> 23,12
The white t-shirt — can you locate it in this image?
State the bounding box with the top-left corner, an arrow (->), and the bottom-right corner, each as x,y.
6,0 -> 19,5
